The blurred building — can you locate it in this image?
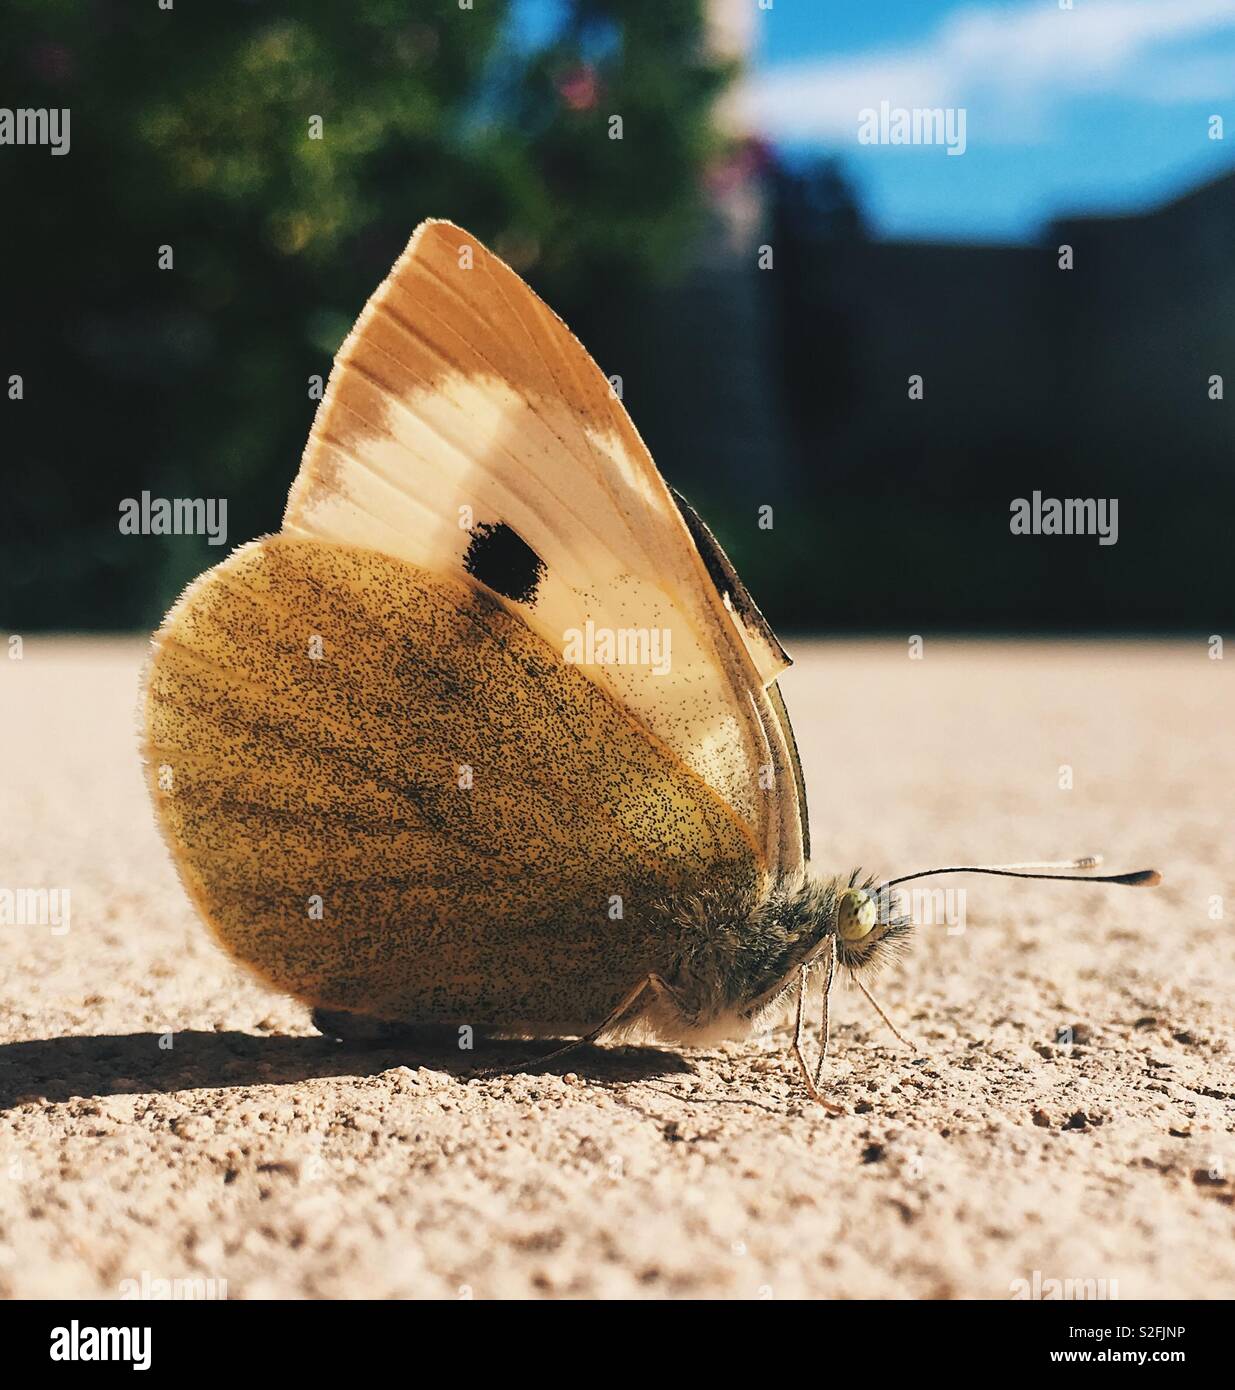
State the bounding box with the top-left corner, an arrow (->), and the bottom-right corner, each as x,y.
760,164 -> 1235,626
769,166 -> 1235,490
626,148 -> 1235,627
1050,171 -> 1235,478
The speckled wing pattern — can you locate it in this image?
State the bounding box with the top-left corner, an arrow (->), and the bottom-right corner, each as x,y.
145,539 -> 763,1030
144,220 -> 808,1032
281,220 -> 806,875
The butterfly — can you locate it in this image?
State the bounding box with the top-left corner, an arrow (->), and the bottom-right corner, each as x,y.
142,221 -> 1159,1111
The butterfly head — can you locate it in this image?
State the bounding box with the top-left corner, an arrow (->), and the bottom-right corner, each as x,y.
829,877 -> 914,976
654,871 -> 914,1041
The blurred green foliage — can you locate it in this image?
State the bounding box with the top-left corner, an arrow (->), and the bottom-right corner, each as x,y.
2,0 -> 731,629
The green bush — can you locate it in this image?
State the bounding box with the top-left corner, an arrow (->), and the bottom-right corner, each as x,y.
1,0 -> 730,629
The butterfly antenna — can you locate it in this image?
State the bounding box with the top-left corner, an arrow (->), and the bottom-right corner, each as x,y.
882,856 -> 1161,891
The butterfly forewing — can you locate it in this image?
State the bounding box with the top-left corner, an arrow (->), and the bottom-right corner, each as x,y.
281,220 -> 806,875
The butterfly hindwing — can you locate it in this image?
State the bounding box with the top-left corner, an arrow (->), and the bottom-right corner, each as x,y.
144,537 -> 762,1028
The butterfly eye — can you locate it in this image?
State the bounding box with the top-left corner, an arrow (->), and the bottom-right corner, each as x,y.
837,888 -> 877,941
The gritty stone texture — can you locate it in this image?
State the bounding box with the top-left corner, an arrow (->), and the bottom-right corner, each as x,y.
0,637 -> 1231,1299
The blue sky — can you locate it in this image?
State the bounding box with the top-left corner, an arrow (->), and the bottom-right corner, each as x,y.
513,0 -> 1235,244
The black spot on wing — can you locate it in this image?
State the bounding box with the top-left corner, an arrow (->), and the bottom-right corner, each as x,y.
463,522 -> 545,605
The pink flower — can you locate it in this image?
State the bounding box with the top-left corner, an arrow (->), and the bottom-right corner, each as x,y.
556,64 -> 599,112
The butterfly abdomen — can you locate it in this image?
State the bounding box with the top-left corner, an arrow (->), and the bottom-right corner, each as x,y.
642,875 -> 841,1043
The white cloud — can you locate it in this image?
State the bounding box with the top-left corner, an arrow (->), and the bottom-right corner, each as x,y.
744,0 -> 1235,143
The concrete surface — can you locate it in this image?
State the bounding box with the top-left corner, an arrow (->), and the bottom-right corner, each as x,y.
0,636 -> 1231,1299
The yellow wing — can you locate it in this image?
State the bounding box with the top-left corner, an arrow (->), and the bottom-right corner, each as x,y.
144,537 -> 763,1031
282,220 -> 806,876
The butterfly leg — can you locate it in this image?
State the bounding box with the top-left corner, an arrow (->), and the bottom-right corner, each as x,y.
793,964 -> 845,1115
474,974 -> 675,1078
854,978 -> 918,1051
813,941 -> 837,1087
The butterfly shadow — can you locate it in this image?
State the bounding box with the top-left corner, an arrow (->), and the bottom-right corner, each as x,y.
465,1037 -> 694,1083
0,1029 -> 691,1108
